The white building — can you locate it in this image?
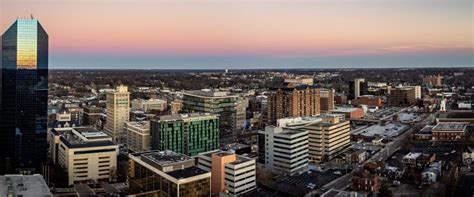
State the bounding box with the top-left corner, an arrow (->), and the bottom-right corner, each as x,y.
125,121 -> 151,152
49,127 -> 119,185
197,150 -> 256,196
131,98 -> 167,112
259,126 -> 309,175
105,85 -> 130,142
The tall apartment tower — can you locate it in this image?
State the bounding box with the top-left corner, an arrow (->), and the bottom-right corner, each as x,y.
1,19 -> 49,174
266,86 -> 321,125
320,88 -> 335,113
304,114 -> 350,162
105,85 -> 130,143
182,89 -> 238,144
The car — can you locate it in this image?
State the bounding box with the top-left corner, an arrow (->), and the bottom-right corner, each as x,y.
334,171 -> 342,175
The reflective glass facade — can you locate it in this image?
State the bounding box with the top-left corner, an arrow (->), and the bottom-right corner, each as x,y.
1,19 -> 48,174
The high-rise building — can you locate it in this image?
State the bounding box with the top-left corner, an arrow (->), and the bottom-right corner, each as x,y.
389,86 -> 419,106
128,150 -> 211,197
182,89 -> 238,144
266,85 -> 321,125
304,114 -> 350,162
197,150 -> 256,196
235,97 -> 249,130
125,121 -> 151,152
348,78 -> 366,100
258,126 -> 309,175
105,85 -> 130,143
1,19 -> 49,174
320,88 -> 335,113
151,113 -> 219,156
48,127 -> 119,185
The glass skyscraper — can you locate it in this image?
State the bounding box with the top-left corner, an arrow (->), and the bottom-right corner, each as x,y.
1,19 -> 48,174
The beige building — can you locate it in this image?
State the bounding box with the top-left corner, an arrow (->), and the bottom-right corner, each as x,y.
131,98 -> 167,113
305,114 -> 350,162
49,127 -> 119,186
105,85 -> 130,142
320,88 -> 335,113
125,121 -> 151,152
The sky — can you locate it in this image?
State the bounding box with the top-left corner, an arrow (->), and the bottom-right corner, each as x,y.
1,0 -> 472,69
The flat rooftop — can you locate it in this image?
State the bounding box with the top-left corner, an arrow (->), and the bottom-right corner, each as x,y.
158,113 -> 218,121
354,123 -> 409,138
432,122 -> 468,132
53,127 -> 115,148
133,150 -> 191,166
332,107 -> 360,113
184,89 -> 236,98
0,174 -> 52,196
166,166 -> 209,179
125,121 -> 150,129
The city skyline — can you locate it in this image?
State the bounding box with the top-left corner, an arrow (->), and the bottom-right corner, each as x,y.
1,0 -> 472,69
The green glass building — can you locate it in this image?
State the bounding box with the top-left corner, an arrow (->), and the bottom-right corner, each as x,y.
151,113 -> 219,156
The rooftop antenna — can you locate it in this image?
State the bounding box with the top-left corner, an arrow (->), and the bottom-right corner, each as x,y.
30,14 -> 34,19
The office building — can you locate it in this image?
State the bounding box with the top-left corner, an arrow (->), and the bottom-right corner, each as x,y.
82,106 -> 102,126
48,107 -> 80,129
235,97 -> 249,130
105,85 -> 130,143
151,113 -> 219,156
320,88 -> 335,113
48,127 -> 119,185
0,174 -> 52,196
128,150 -> 211,197
284,77 -> 314,86
266,85 -> 321,125
131,98 -> 167,113
1,18 -> 49,174
182,89 -> 238,144
304,115 -> 350,162
258,126 -> 309,175
125,121 -> 151,152
348,78 -> 366,100
389,86 -> 419,106
197,150 -> 256,196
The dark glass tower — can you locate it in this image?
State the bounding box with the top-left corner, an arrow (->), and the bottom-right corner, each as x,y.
1,19 -> 48,174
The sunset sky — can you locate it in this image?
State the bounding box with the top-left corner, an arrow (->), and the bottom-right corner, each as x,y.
1,0 -> 472,69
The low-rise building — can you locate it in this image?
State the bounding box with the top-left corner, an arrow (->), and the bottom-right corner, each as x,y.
432,122 -> 468,141
197,150 -> 256,196
422,162 -> 442,183
131,98 -> 167,113
351,95 -> 384,107
128,150 -> 211,197
331,107 -> 364,119
0,174 -> 52,197
125,121 -> 151,152
462,147 -> 474,165
345,149 -> 368,164
49,127 -> 119,185
351,168 -> 380,192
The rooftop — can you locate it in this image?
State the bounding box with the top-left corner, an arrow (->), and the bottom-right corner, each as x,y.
353,123 -> 409,139
184,89 -> 236,98
432,122 -> 468,132
158,113 -> 218,122
0,174 -> 52,197
125,121 -> 150,130
332,107 -> 361,113
403,152 -> 422,160
52,127 -> 115,148
133,150 -> 191,167
166,166 -> 209,179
